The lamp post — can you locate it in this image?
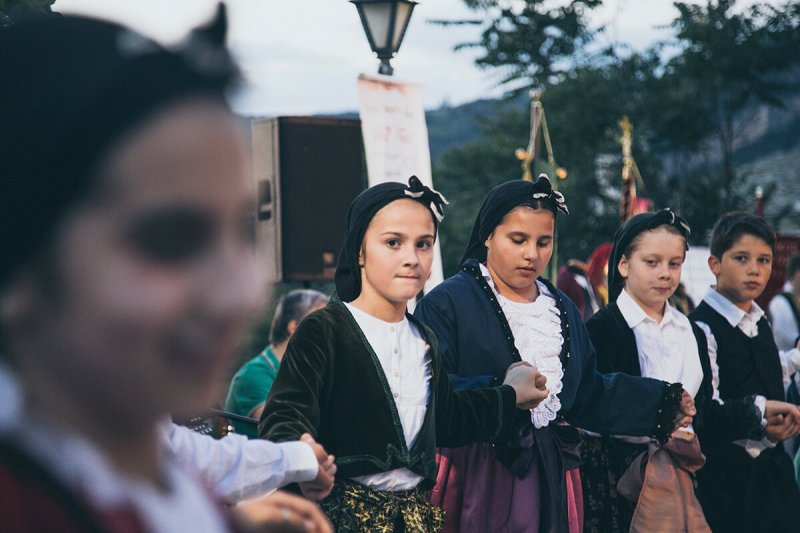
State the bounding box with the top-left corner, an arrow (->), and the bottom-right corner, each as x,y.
350,0 -> 417,76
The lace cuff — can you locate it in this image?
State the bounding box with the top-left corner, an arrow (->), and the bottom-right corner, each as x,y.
653,382 -> 684,445
745,394 -> 768,439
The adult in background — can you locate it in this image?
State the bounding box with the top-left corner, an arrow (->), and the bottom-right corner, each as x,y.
225,289 -> 328,437
769,254 -> 800,353
557,259 -> 601,320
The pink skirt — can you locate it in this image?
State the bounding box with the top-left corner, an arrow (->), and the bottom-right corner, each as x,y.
430,443 -> 583,533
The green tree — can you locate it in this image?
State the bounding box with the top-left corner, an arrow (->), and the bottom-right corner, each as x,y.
433,52 -> 670,270
438,0 -> 602,93
434,0 -> 800,259
656,0 -> 800,219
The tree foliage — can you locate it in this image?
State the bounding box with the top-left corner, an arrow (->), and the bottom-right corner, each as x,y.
440,0 -> 602,93
433,0 -> 800,271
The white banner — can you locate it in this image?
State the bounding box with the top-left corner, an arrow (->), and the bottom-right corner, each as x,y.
357,74 -> 443,293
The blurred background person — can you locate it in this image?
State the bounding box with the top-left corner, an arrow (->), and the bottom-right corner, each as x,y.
769,253 -> 800,353
557,259 -> 602,320
225,289 -> 328,438
586,242 -> 613,308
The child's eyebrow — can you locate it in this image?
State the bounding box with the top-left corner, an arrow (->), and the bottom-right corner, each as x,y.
379,231 -> 435,239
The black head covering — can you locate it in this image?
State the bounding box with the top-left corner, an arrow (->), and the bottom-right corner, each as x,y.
334,176 -> 448,302
460,174 -> 569,266
0,5 -> 237,289
608,208 -> 691,302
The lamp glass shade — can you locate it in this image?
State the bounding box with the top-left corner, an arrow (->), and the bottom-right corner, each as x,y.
355,1 -> 415,58
360,3 -> 392,54
391,2 -> 413,50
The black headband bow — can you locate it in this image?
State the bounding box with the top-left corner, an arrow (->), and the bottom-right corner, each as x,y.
608,208 -> 691,302
532,174 -> 569,215
404,176 -> 449,222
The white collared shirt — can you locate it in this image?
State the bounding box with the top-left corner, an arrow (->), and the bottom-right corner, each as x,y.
768,291 -> 800,352
696,287 -> 800,457
0,364 -> 229,533
617,289 -> 704,399
344,303 -> 431,491
162,423 -> 318,503
0,363 -> 318,506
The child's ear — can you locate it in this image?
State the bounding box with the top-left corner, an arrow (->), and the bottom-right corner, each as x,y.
708,255 -> 721,277
617,255 -> 630,280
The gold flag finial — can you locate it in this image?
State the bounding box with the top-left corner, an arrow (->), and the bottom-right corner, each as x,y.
516,91 -> 567,182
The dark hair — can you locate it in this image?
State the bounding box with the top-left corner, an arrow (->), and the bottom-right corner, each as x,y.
0,9 -> 236,291
709,212 -> 776,259
270,289 -> 328,345
522,199 -> 558,217
623,224 -> 688,259
788,254 -> 800,279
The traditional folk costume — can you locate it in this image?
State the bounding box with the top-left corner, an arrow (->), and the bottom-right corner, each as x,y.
0,365 -> 238,533
0,11 -> 261,533
581,210 -> 764,533
691,289 -> 800,532
260,177 -> 521,532
414,180 -> 684,533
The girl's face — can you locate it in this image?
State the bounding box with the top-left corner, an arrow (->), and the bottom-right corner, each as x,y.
485,206 -> 554,301
618,227 -> 685,318
357,199 -> 435,319
10,100 -> 264,426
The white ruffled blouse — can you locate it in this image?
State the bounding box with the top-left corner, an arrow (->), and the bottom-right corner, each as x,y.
480,264 -> 564,428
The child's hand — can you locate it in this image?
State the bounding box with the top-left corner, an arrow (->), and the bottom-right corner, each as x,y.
298,434 -> 336,501
764,401 -> 800,442
673,389 -> 696,430
236,490 -> 332,533
503,361 -> 549,409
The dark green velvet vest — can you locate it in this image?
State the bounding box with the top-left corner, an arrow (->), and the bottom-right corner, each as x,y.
259,300 -> 516,487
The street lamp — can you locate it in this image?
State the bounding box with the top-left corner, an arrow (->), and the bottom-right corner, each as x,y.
350,0 -> 417,76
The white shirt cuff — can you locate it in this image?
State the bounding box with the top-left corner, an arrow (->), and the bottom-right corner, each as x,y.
754,395 -> 768,429
790,348 -> 800,370
280,441 -> 319,485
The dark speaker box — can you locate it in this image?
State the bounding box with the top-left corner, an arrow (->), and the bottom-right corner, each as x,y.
250,117 -> 366,282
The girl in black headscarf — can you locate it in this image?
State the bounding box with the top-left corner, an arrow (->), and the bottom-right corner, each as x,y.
581,210 -> 798,532
415,177 -> 696,533
0,8 -> 333,532
260,176 -> 550,532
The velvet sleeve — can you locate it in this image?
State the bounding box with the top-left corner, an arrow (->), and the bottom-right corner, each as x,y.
565,315 -> 682,443
697,396 -> 764,442
423,328 -> 517,448
258,314 -> 330,443
414,290 -> 496,391
585,315 -> 619,374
